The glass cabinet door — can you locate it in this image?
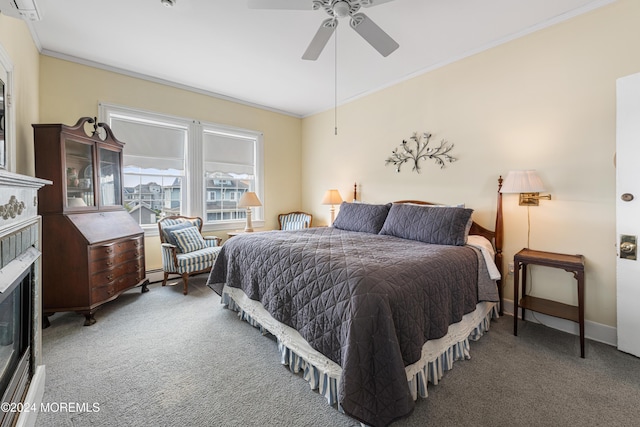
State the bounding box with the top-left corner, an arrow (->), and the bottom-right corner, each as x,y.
64,138 -> 95,208
98,146 -> 122,207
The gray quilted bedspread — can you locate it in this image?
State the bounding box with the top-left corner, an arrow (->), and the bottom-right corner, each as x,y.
208,227 -> 491,426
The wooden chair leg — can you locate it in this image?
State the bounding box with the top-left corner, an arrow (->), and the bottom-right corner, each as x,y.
182,273 -> 189,295
162,272 -> 169,286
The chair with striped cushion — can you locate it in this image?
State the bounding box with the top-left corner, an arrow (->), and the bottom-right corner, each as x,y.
278,211 -> 313,230
158,216 -> 222,295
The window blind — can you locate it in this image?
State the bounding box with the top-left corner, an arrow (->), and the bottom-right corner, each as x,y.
110,118 -> 186,171
203,131 -> 255,176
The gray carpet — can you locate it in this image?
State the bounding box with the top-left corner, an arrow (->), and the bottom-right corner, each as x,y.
38,275 -> 640,427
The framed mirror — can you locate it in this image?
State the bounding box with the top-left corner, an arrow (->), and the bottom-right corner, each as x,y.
0,42 -> 14,171
1,77 -> 5,168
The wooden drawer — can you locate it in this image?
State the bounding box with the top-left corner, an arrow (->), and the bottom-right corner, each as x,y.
115,246 -> 143,264
89,236 -> 143,261
90,258 -> 143,287
114,271 -> 144,292
120,258 -> 144,276
90,242 -> 118,260
115,236 -> 143,253
91,271 -> 144,304
90,269 -> 117,288
91,250 -> 142,273
91,256 -> 117,273
91,283 -> 116,303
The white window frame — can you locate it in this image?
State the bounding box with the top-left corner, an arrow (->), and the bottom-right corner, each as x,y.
99,103 -> 264,236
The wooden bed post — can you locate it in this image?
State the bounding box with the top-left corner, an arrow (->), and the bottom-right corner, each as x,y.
495,176 -> 504,315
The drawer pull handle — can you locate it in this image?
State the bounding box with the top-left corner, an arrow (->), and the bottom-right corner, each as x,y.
106,274 -> 114,281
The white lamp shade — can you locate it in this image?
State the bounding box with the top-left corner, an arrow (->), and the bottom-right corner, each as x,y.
322,189 -> 343,205
238,191 -> 262,208
500,170 -> 546,193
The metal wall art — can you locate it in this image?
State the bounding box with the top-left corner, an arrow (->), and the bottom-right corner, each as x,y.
385,132 -> 456,173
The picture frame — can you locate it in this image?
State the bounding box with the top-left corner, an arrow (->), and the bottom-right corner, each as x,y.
0,43 -> 15,172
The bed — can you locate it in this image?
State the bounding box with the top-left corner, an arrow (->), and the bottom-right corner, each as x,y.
207,180 -> 504,427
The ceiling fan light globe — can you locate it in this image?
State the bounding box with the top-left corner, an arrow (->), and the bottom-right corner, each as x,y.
333,1 -> 350,18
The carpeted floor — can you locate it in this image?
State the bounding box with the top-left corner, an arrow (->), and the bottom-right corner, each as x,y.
37,275 -> 640,426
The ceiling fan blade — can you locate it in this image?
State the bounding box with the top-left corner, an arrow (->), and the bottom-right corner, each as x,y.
361,0 -> 396,7
350,12 -> 399,57
302,18 -> 337,61
247,0 -> 313,10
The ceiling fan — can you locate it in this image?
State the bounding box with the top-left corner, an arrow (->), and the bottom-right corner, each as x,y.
248,0 -> 399,60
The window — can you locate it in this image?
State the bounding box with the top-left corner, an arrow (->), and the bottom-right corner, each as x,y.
99,103 -> 263,233
203,126 -> 259,223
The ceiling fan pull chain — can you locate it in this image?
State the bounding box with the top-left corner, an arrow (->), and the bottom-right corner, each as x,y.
335,26 -> 338,136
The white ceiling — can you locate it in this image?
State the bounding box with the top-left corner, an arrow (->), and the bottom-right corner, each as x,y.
24,0 -> 613,117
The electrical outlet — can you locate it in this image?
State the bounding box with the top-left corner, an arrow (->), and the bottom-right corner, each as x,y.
508,262 -> 514,275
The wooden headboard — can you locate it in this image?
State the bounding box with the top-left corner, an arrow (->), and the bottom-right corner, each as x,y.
393,176 -> 504,313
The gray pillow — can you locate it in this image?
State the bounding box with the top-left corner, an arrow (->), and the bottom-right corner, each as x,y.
332,202 -> 391,234
162,221 -> 193,248
379,203 -> 473,246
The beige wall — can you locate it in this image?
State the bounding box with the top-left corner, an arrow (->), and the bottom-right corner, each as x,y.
0,14 -> 40,175
302,0 -> 640,329
38,56 -> 302,270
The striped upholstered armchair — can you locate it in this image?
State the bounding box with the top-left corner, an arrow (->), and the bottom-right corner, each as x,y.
158,216 -> 221,295
278,211 -> 313,230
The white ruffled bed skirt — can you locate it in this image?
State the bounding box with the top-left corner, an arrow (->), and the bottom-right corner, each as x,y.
221,285 -> 498,413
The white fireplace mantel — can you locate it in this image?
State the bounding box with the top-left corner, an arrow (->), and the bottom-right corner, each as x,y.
0,170 -> 50,427
0,170 -> 50,233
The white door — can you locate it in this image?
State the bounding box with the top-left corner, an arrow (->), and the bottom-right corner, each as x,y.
616,72 -> 640,357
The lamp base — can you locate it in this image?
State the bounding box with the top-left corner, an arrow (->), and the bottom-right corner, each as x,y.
244,208 -> 254,232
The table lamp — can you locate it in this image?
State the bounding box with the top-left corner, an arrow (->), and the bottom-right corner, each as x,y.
322,189 -> 343,225
238,191 -> 262,232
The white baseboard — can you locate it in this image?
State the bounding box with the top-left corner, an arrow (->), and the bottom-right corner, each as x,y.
15,365 -> 45,427
144,269 -> 210,285
502,299 -> 617,347
146,269 -> 165,284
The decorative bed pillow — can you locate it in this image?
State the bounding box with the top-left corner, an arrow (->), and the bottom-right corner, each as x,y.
379,203 -> 474,246
162,221 -> 193,247
170,226 -> 207,253
332,202 -> 391,234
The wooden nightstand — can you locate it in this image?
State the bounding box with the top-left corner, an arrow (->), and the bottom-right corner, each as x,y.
513,248 -> 586,358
